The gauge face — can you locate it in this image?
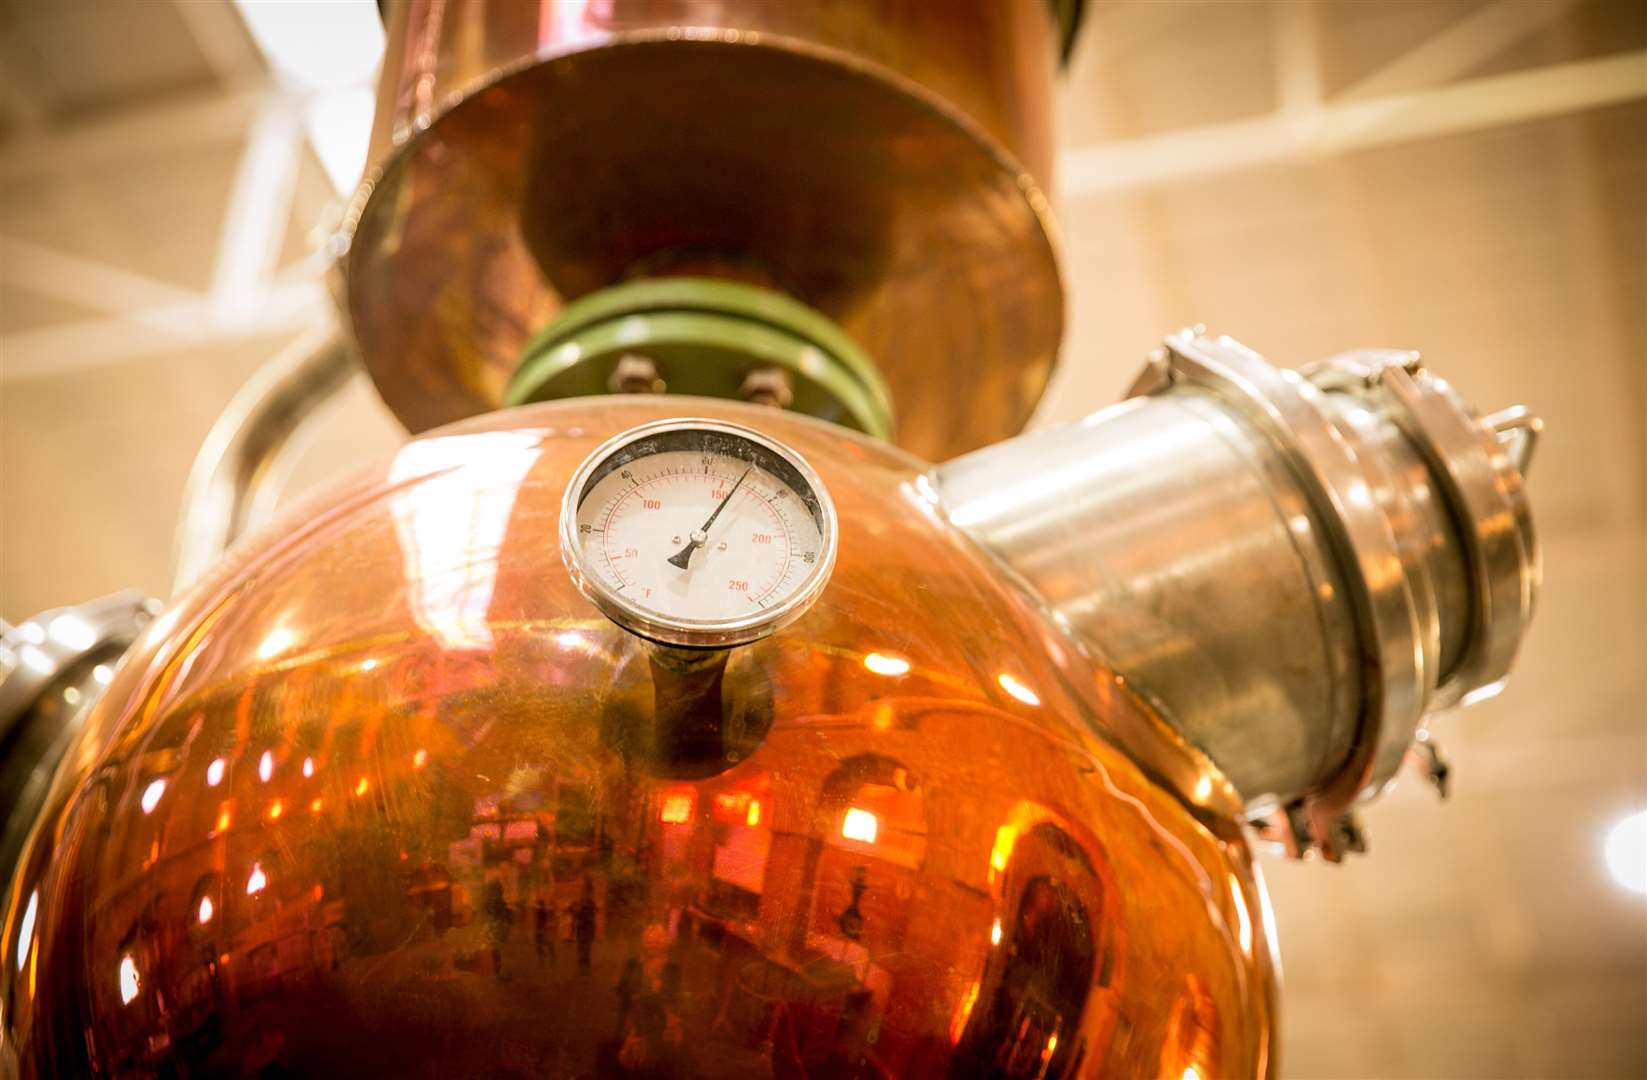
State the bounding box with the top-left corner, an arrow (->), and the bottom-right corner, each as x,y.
561,419 -> 838,648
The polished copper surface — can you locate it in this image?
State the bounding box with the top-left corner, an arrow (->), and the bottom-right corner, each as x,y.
2,400 -> 1274,1077
339,1 -> 1065,460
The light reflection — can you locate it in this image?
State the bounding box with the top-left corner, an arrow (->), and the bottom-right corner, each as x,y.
1605,809 -> 1647,894
17,644 -> 53,676
92,663 -> 113,685
1183,1067 -> 1204,1080
216,807 -> 232,833
997,672 -> 1041,707
258,750 -> 274,782
268,800 -> 284,820
863,651 -> 911,677
746,800 -> 761,827
990,917 -> 1002,946
206,757 -> 226,787
197,895 -> 215,925
413,748 -> 429,770
841,807 -> 879,844
47,612 -> 96,650
359,657 -> 378,673
117,954 -> 140,1005
389,432 -> 542,650
256,626 -> 296,660
15,890 -> 37,971
302,756 -> 315,778
355,776 -> 370,797
140,778 -> 166,814
310,798 -> 323,813
1229,873 -> 1253,957
949,977 -> 981,1044
246,863 -> 268,896
658,790 -> 694,825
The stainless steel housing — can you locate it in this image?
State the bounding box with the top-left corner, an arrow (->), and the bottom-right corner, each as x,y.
933,330 -> 1539,858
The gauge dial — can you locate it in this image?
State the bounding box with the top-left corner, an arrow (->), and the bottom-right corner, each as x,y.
561,419 -> 838,648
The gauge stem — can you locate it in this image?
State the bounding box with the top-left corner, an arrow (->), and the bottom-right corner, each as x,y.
646,644 -> 733,762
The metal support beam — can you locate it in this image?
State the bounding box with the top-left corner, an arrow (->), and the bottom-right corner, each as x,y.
1342,0 -> 1586,100
1061,51 -> 1647,197
0,235 -> 200,317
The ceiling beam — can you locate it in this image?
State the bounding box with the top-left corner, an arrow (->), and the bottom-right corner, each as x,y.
1342,0 -> 1587,101
0,281 -> 327,379
1061,51 -> 1647,197
0,235 -> 200,316
0,89 -> 262,184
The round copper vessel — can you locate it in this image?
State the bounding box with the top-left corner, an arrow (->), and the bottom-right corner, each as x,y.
339,0 -> 1066,460
2,400 -> 1274,1077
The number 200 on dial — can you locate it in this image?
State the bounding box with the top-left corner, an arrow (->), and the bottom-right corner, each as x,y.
560,418 -> 838,648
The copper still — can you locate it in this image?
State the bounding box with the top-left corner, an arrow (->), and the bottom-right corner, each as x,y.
0,3 -> 1539,1077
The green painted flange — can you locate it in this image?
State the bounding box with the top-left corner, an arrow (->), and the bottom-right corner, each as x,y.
505,278 -> 894,440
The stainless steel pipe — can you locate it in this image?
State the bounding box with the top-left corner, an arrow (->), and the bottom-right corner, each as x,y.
933,330 -> 1539,857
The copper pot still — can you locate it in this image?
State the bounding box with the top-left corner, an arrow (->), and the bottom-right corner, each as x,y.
0,2 -> 1542,1078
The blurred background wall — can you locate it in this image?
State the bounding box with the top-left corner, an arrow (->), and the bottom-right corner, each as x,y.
0,1 -> 1642,1075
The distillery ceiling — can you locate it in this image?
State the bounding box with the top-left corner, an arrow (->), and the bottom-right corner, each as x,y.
1,2 -> 1644,1076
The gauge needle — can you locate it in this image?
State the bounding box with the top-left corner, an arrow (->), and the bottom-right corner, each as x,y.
668,467 -> 752,569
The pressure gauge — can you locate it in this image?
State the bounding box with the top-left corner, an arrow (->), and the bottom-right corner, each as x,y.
561,418 -> 838,649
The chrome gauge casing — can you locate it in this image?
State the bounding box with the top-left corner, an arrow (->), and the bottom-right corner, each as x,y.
560,417 -> 839,649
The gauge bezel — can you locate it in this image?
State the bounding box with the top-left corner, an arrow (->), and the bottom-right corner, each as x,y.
560,417 -> 839,649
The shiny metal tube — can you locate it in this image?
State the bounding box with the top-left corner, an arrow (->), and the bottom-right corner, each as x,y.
171,323 -> 359,595
933,330 -> 1539,857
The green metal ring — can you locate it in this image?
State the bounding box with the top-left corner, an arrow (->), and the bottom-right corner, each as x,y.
505,278 -> 893,439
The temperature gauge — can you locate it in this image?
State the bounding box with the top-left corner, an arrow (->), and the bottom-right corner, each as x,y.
561,418 -> 838,648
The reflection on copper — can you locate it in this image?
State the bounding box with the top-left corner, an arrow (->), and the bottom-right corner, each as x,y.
117,954 -> 140,1005
310,798 -> 323,813
746,799 -> 761,827
139,778 -> 166,814
412,748 -> 428,770
256,626 -> 296,660
388,432 -> 542,651
246,863 -> 268,896
215,806 -> 232,833
206,757 -> 225,787
14,889 -> 36,972
951,977 -> 983,1044
658,789 -> 694,825
354,776 -> 370,797
1228,873 -> 1253,958
258,750 -> 274,782
863,651 -> 911,677
196,895 -> 214,925
841,806 -> 878,843
268,801 -> 284,821
997,672 -> 1041,707
991,917 -> 1003,946
302,756 -> 315,777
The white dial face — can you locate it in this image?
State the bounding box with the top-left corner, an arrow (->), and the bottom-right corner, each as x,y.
563,421 -> 836,646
